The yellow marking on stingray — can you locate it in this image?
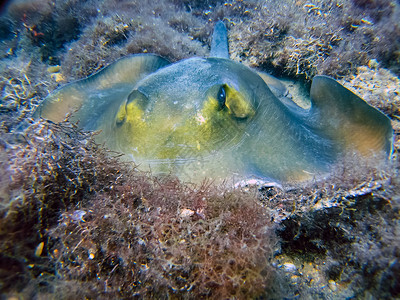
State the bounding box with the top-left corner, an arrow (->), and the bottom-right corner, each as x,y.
115,103 -> 127,124
115,99 -> 146,126
114,90 -> 252,161
225,84 -> 255,119
126,101 -> 145,123
115,100 -> 204,159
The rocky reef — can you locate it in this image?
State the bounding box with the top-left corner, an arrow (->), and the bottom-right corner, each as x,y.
1,0 -> 399,298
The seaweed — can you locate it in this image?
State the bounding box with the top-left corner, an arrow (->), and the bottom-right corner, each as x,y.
226,0 -> 400,78
267,153 -> 400,298
0,117 -> 276,298
51,178 -> 275,298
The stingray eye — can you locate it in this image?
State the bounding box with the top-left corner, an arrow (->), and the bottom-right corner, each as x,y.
127,90 -> 148,108
115,90 -> 148,126
222,84 -> 255,119
217,85 -> 226,109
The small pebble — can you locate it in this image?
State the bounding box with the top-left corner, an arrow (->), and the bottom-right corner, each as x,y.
328,279 -> 337,292
34,242 -> 44,257
180,208 -> 195,218
47,65 -> 61,73
282,262 -> 297,273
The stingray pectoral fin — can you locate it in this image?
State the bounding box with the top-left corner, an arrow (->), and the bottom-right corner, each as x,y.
310,75 -> 393,156
33,84 -> 83,122
34,54 -> 170,123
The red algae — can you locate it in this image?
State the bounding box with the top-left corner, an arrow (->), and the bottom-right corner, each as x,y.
52,177 -> 275,298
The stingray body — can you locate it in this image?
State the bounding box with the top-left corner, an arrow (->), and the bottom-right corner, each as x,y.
35,22 -> 393,183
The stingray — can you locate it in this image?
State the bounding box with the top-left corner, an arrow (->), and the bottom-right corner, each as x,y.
34,22 -> 393,184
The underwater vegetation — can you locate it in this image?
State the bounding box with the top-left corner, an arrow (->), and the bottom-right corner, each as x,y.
0,119 -> 276,298
52,176 -> 275,298
0,120 -> 102,294
271,154 -> 400,298
0,0 -> 400,298
228,0 -> 400,79
2,0 -> 399,80
1,117 -> 399,299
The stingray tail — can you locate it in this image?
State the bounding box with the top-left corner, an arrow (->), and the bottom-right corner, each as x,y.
310,75 -> 393,156
210,21 -> 229,59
